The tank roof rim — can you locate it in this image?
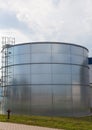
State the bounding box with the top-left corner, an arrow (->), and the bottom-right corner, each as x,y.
6,41 -> 89,51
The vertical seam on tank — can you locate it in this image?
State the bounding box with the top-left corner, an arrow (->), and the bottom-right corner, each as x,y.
70,45 -> 74,116
51,44 -> 54,116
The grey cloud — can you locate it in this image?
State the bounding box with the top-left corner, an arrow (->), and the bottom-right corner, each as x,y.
0,0 -> 92,56
52,0 -> 60,6
0,10 -> 33,35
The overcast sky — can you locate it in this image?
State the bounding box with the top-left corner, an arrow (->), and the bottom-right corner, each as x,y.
0,0 -> 92,56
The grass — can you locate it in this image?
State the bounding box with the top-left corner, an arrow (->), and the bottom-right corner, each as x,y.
0,114 -> 92,130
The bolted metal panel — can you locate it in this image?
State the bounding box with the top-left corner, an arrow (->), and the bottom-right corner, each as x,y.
2,42 -> 90,116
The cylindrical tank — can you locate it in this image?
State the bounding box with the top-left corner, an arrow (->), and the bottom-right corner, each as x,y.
88,58 -> 92,110
2,42 -> 90,116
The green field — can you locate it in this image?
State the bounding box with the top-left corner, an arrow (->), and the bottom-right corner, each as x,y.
0,114 -> 92,130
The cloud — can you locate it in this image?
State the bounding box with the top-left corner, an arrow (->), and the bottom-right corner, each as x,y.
0,0 -> 92,55
52,0 -> 61,6
0,10 -> 33,35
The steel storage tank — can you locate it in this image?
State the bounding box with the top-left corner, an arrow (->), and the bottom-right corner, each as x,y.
88,58 -> 92,110
2,42 -> 90,116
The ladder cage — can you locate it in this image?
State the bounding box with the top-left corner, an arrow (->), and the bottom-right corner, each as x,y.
1,37 -> 15,97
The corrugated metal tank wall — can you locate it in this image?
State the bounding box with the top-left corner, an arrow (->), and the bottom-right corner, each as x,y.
3,42 -> 90,116
88,58 -> 92,110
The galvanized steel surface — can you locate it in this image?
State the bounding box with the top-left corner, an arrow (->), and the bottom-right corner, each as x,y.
2,42 -> 90,116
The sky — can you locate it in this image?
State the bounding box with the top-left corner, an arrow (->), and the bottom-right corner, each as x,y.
0,0 -> 92,56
